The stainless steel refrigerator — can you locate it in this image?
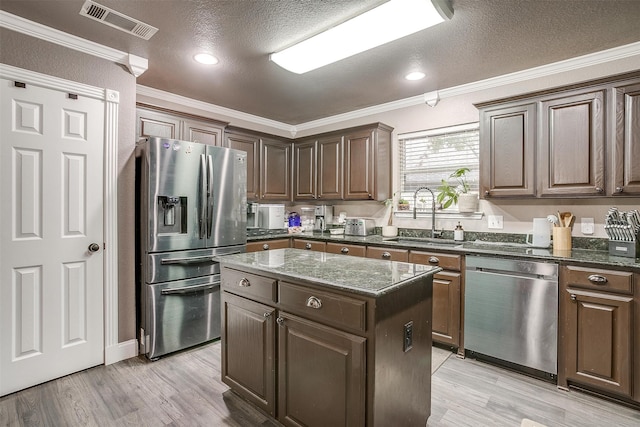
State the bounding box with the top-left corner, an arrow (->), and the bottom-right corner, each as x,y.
136,136 -> 247,360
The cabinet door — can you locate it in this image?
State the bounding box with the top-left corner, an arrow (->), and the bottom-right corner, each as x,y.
539,90 -> 606,196
561,288 -> 633,397
226,132 -> 260,200
136,108 -> 180,139
431,271 -> 461,347
325,242 -> 366,257
221,292 -> 276,415
317,135 -> 343,200
261,138 -> 292,201
293,140 -> 316,200
246,239 -> 290,252
277,312 -> 366,427
479,103 -> 536,197
344,129 -> 374,200
612,82 -> 640,195
292,239 -> 325,252
182,118 -> 223,146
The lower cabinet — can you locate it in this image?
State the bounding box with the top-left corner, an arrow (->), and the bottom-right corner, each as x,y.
246,239 -> 291,252
325,242 -> 366,257
559,265 -> 636,401
292,239 -> 326,252
409,251 -> 462,349
366,246 -> 408,262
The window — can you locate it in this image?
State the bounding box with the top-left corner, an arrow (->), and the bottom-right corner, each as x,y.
398,123 -> 479,211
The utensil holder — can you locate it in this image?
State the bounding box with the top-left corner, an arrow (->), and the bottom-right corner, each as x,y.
552,227 -> 572,252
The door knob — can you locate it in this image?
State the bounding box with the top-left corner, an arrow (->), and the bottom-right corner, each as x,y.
88,243 -> 101,252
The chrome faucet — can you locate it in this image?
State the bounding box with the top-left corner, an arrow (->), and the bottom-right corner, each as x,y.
413,186 -> 442,238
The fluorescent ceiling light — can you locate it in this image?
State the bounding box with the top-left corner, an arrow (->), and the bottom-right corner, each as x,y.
194,53 -> 219,65
270,0 -> 453,74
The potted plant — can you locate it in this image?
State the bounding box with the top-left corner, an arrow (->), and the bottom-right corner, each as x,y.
436,167 -> 478,213
397,198 -> 410,210
381,195 -> 399,237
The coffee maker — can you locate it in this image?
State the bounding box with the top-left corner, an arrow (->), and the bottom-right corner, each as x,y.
314,205 -> 333,232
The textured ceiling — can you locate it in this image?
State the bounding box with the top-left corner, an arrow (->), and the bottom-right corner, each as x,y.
2,0 -> 640,124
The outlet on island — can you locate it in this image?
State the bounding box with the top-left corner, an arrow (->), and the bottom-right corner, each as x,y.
488,215 -> 504,229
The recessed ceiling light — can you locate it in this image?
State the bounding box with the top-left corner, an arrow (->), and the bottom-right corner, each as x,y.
405,72 -> 426,81
194,53 -> 219,65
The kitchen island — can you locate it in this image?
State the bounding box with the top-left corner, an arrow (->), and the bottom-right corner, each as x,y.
217,248 -> 441,427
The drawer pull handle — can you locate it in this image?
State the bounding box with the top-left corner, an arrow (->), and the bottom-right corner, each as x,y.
262,243 -> 270,250
428,256 -> 439,264
276,317 -> 284,325
238,278 -> 251,287
587,274 -> 607,284
306,296 -> 323,309
382,252 -> 391,259
570,294 -> 577,301
263,312 -> 272,318
341,247 -> 349,254
305,243 -> 312,250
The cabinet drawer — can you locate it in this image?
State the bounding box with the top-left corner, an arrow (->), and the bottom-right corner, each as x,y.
246,239 -> 290,252
409,250 -> 462,271
292,239 -> 326,252
325,242 -> 366,257
221,268 -> 277,303
564,265 -> 633,293
366,246 -> 408,262
279,281 -> 367,332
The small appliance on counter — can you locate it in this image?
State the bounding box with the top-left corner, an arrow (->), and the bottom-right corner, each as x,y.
605,207 -> 640,258
314,205 -> 333,232
526,218 -> 551,248
344,218 -> 376,236
258,204 -> 286,229
246,202 -> 260,229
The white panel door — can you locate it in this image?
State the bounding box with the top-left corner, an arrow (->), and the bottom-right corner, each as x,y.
0,79 -> 104,396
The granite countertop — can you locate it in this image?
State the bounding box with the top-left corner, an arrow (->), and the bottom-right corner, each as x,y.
248,232 -> 640,270
216,248 -> 442,297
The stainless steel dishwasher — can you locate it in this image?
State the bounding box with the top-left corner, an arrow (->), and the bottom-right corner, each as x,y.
464,256 -> 559,375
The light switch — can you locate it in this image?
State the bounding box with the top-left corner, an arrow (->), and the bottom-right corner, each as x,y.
581,218 -> 594,235
488,215 -> 503,229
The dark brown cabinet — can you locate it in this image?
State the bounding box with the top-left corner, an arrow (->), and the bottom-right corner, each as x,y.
136,104 -> 225,145
476,73 -> 640,198
366,246 -> 408,262
409,250 -> 462,349
293,139 -> 316,200
246,239 -> 290,252
612,82 -> 640,195
479,103 -> 536,197
539,90 -> 606,196
559,265 -> 635,400
225,128 -> 292,201
343,124 -> 392,201
325,242 -> 366,257
292,239 -> 326,252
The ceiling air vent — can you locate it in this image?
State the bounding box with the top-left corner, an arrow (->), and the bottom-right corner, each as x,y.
79,0 -> 158,40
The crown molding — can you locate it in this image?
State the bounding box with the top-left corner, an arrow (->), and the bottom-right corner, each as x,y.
136,85 -> 297,136
0,11 -> 148,77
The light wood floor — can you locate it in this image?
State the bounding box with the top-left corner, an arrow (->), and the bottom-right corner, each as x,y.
1,341 -> 639,426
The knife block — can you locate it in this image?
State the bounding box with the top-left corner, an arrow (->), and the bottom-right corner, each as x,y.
608,235 -> 639,258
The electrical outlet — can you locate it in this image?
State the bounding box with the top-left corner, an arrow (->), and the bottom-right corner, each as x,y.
581,218 -> 595,235
488,215 -> 504,229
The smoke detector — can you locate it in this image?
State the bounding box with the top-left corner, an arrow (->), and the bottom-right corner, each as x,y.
79,0 -> 158,40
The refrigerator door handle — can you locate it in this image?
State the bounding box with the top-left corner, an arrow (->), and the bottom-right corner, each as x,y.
160,282 -> 220,295
199,154 -> 207,239
207,154 -> 214,238
160,256 -> 215,265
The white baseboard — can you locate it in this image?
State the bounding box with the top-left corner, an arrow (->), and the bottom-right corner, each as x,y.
105,339 -> 138,365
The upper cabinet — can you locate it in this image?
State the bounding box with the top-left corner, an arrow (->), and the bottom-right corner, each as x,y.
476,72 -> 640,198
611,81 -> 640,196
293,123 -> 392,201
225,127 -> 292,202
136,103 -> 226,146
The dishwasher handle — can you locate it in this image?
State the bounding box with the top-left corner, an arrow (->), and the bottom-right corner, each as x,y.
161,282 -> 220,295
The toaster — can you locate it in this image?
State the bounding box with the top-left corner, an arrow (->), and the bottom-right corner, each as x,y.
344,218 -> 376,236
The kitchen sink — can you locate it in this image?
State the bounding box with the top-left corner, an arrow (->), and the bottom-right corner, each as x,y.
384,237 -> 464,248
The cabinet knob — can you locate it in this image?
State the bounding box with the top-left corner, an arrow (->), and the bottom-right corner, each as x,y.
595,187 -> 604,193
306,296 -> 323,309
381,252 -> 391,259
238,278 -> 251,287
587,274 -> 608,284
305,243 -> 312,250
484,190 -> 490,197
428,256 -> 440,264
263,312 -> 272,318
570,294 -> 577,301
276,317 -> 285,325
340,247 -> 349,254
263,243 -> 270,250
615,186 -> 623,193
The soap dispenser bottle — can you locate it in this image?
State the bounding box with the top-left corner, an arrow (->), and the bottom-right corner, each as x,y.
454,222 -> 464,241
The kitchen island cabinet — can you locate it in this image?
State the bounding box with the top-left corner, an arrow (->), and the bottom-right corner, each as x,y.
218,249 -> 440,427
